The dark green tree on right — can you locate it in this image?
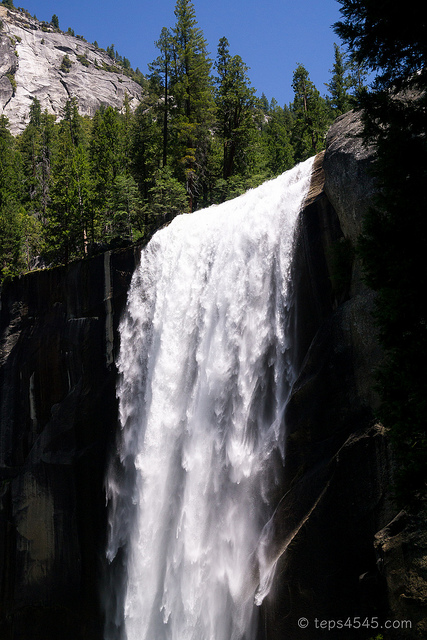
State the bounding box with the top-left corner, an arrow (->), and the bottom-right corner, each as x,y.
334,1 -> 427,505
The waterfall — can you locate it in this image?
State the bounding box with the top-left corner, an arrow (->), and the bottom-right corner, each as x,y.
105,157 -> 315,640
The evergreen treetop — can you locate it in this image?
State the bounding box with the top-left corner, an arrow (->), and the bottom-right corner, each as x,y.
334,0 -> 427,92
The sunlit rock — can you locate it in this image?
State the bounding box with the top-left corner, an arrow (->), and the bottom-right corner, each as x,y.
0,6 -> 142,135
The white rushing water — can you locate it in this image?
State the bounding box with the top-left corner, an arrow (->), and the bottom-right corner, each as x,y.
106,157 -> 315,640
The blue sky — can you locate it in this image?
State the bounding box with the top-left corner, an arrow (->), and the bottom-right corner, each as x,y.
22,0 -> 344,106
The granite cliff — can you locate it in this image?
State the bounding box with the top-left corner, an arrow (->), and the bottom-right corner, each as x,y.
260,112 -> 427,640
0,6 -> 142,135
0,111 -> 426,639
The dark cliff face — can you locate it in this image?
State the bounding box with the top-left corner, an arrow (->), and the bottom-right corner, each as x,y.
0,246 -> 141,639
259,113 -> 427,640
257,146 -> 392,640
1,112 -> 426,640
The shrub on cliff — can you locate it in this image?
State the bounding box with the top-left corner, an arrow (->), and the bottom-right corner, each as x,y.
60,54 -> 72,73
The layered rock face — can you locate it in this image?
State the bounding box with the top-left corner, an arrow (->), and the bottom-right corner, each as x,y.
1,111 -> 426,640
0,6 -> 142,135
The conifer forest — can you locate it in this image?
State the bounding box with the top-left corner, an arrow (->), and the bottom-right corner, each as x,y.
0,0 -> 363,281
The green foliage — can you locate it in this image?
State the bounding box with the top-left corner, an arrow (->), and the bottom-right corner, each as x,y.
336,1 -> 427,505
166,0 -> 215,210
6,72 -> 17,95
60,54 -> 72,73
90,105 -> 125,239
149,27 -> 173,168
131,96 -> 162,201
148,166 -> 188,223
334,1 -> 427,93
44,100 -> 91,263
0,203 -> 23,280
76,53 -> 90,67
101,61 -> 120,74
51,14 -> 59,29
214,37 -> 259,184
325,43 -> 354,116
109,173 -> 144,240
2,0 -> 14,8
0,9 -> 349,281
0,116 -> 25,279
290,63 -> 331,162
261,101 -> 294,175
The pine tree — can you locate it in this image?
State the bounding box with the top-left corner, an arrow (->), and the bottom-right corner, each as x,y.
147,166 -> 188,225
109,173 -> 143,241
90,106 -> 121,239
46,100 -> 92,263
325,43 -> 353,116
90,103 -> 144,242
168,0 -> 215,210
214,37 -> 259,183
0,115 -> 24,280
291,63 -> 329,161
149,27 -> 173,168
19,98 -> 56,219
334,1 -> 427,93
19,98 -> 43,208
262,101 -> 294,176
259,93 -> 270,114
347,58 -> 369,99
18,99 -> 53,266
131,97 -> 162,206
38,110 -> 57,223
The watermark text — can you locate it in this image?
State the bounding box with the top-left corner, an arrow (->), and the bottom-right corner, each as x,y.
297,616 -> 412,632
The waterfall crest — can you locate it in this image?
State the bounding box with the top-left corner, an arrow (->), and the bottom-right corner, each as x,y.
106,157 -> 315,640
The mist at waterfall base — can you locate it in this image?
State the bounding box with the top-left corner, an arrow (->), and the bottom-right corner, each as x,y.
105,157 -> 315,640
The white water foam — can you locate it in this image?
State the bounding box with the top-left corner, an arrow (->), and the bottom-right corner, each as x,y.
106,156 -> 315,640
